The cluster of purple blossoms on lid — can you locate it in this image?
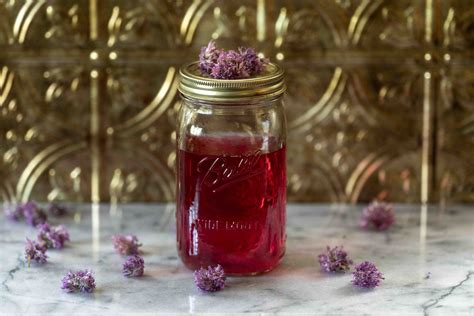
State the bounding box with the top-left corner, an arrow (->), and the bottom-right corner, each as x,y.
199,41 -> 268,80
24,238 -> 48,266
37,223 -> 70,249
61,269 -> 96,293
122,255 -> 145,277
352,261 -> 384,288
112,234 -> 142,255
318,246 -> 353,273
194,265 -> 226,292
360,201 -> 395,231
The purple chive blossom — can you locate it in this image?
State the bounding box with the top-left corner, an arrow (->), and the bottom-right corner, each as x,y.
199,41 -> 221,75
239,47 -> 268,76
37,223 -> 70,249
47,203 -> 68,217
112,234 -> 142,255
3,202 -> 23,221
193,265 -> 226,292
3,201 -> 48,226
318,246 -> 353,273
198,41 -> 268,79
22,202 -> 47,227
352,261 -> 384,288
211,49 -> 244,80
360,201 -> 395,231
122,255 -> 145,277
24,238 -> 47,266
61,270 -> 96,293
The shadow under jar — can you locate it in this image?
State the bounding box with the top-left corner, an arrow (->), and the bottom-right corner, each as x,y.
176,62 -> 287,275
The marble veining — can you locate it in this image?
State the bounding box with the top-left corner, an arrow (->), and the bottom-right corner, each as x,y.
0,204 -> 473,315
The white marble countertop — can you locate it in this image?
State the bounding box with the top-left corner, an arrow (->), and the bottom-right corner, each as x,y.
1,203 -> 473,315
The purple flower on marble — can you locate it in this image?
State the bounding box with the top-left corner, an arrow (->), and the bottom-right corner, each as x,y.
198,41 -> 268,79
122,255 -> 145,277
61,269 -> 96,293
22,202 -> 47,227
47,203 -> 68,217
3,201 -> 48,226
25,238 -> 47,266
360,201 -> 395,231
194,265 -> 226,292
4,202 -> 23,221
318,246 -> 353,273
352,261 -> 384,288
112,234 -> 142,255
37,223 -> 70,249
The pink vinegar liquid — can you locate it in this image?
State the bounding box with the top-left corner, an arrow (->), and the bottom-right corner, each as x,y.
177,135 -> 286,275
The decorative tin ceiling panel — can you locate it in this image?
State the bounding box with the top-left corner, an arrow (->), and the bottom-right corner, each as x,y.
0,0 -> 472,203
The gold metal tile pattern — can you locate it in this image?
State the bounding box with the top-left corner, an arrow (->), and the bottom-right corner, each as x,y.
0,0 -> 473,203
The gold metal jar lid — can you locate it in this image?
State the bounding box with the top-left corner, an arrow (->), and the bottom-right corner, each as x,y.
178,61 -> 285,103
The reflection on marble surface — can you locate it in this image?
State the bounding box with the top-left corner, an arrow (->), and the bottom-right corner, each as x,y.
0,204 -> 473,314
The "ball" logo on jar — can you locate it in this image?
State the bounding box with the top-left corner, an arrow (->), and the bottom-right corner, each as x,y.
197,150 -> 264,192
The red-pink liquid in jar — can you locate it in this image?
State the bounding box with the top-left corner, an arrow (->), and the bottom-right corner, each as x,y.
177,135 -> 286,275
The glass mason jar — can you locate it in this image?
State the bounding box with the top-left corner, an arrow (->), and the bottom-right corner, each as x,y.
176,62 -> 286,275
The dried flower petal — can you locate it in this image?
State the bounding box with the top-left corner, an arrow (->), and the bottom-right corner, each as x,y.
360,201 -> 395,231
198,41 -> 268,79
318,246 -> 353,273
37,223 -> 70,249
47,203 -> 68,217
112,234 -> 142,255
352,261 -> 384,288
61,269 -> 96,293
194,265 -> 226,292
122,255 -> 145,277
22,202 -> 47,227
4,202 -> 23,221
25,238 -> 47,266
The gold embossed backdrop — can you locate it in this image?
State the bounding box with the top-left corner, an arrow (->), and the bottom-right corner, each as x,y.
0,0 -> 473,204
